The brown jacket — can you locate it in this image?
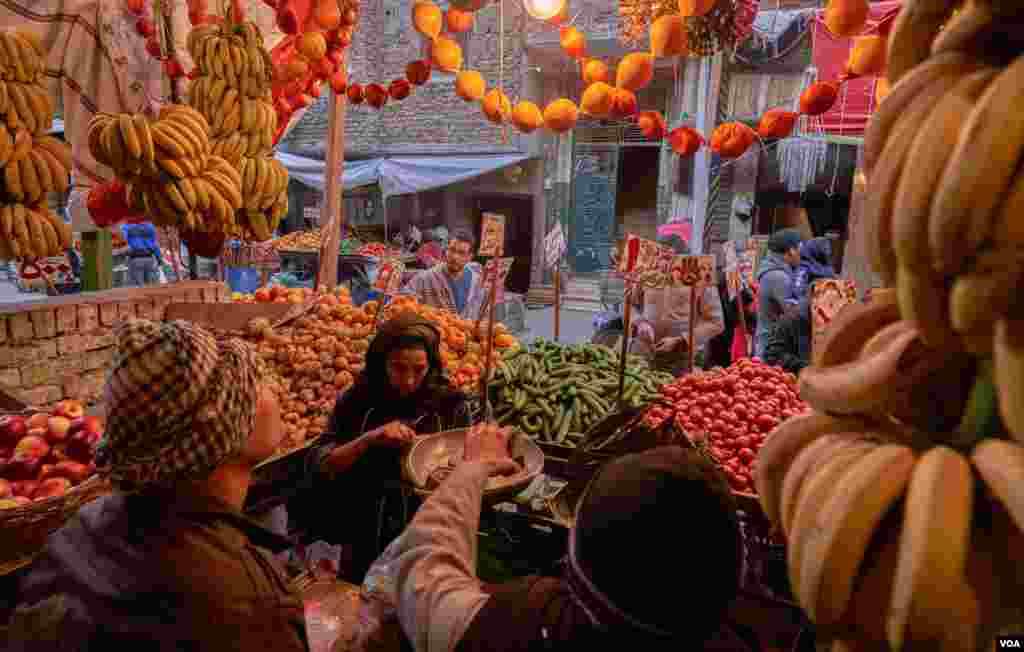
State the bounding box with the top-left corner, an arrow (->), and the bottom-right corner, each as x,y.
7,491 -> 309,652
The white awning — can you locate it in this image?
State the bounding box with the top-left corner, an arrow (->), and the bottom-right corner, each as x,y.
275,151 -> 530,197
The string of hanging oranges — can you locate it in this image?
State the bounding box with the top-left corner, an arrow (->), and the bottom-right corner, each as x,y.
336,0 -> 885,160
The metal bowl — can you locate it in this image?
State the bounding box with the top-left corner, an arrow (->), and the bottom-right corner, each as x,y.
402,429 -> 544,502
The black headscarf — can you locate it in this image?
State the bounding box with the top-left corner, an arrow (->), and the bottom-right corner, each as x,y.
565,447 -> 741,645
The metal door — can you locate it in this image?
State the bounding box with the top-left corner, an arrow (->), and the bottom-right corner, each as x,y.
570,144 -> 618,274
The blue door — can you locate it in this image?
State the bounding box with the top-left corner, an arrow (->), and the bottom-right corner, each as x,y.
570,145 -> 618,274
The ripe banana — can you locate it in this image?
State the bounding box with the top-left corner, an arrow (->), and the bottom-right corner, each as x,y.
150,121 -> 187,159
799,326 -> 921,415
22,202 -> 46,256
10,202 -> 30,255
36,210 -> 60,256
895,267 -> 956,349
40,207 -> 71,249
32,146 -> 68,195
7,82 -> 38,134
780,434 -> 854,536
247,210 -> 273,241
972,438 -> 1024,532
890,69 -> 997,271
814,292 -> 901,368
887,446 -> 974,651
10,127 -> 31,163
929,55 -> 1024,276
17,154 -> 40,203
992,166 -> 1024,247
798,445 -> 916,624
0,125 -> 11,167
36,135 -> 71,172
885,0 -> 957,86
949,249 -> 1022,335
4,153 -> 23,199
27,149 -> 52,195
994,318 -> 1024,443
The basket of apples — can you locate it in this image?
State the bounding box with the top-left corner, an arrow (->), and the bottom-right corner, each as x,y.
0,400 -> 110,575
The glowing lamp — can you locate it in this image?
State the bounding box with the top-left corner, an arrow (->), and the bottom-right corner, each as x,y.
522,0 -> 565,21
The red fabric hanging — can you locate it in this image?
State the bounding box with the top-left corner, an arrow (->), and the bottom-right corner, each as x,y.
811,1 -> 901,135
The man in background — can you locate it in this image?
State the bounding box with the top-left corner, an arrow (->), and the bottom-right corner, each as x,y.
403,228 -> 485,320
120,220 -> 164,287
754,228 -> 803,358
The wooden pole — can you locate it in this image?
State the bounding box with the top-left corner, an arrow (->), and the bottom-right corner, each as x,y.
617,290 -> 633,407
479,274 -> 499,419
553,266 -> 561,341
318,75 -> 348,291
688,286 -> 698,374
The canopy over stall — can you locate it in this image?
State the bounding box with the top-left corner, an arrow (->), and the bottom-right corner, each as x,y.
276,152 -> 530,197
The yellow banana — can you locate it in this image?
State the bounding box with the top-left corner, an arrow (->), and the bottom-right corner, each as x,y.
131,114 -> 155,165
161,118 -> 203,158
11,203 -> 31,256
0,35 -> 28,83
205,181 -> 229,225
205,170 -> 243,211
4,153 -> 23,200
886,0 -> 956,86
102,120 -> 126,172
35,135 -> 71,171
33,146 -> 68,195
156,156 -> 187,179
40,206 -> 71,248
17,154 -> 40,203
895,267 -> 956,348
929,55 -> 1024,276
0,203 -> 12,242
10,127 -> 31,162
7,82 -> 37,134
176,176 -> 198,210
37,211 -> 60,256
0,80 -> 9,115
798,445 -> 916,624
994,318 -> 1024,443
247,210 -> 273,241
22,203 -> 47,256
0,126 -> 13,167
972,438 -> 1024,533
931,1 -> 995,56
949,249 -> 1022,335
28,149 -> 52,195
150,122 -> 187,159
161,180 -> 190,214
191,176 -> 212,212
814,292 -> 901,368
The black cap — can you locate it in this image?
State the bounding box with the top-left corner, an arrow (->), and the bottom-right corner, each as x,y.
768,228 -> 804,254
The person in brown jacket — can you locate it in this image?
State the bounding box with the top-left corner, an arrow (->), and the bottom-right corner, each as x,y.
369,425 -> 749,652
6,319 -> 309,651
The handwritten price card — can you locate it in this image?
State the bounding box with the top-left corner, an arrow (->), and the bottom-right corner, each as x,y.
479,213 -> 506,257
373,259 -> 406,295
543,222 -> 567,269
670,255 -> 715,288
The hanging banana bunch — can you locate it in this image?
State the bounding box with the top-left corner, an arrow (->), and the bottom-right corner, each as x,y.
88,105 -> 243,235
0,28 -> 73,261
186,20 -> 289,242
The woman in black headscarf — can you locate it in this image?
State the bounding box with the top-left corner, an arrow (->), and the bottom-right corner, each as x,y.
295,312 -> 470,582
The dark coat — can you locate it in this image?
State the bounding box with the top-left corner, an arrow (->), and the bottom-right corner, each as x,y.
8,492 -> 308,652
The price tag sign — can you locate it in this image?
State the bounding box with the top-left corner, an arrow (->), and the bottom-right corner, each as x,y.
479,213 -> 506,257
811,278 -> 858,353
617,234 -> 662,274
543,222 -> 566,269
484,257 -> 515,286
722,241 -> 740,300
670,255 -> 715,288
373,259 -> 406,295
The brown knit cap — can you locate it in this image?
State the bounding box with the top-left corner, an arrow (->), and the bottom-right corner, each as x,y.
95,318 -> 262,490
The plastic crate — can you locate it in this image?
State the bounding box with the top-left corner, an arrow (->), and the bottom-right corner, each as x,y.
226,266 -> 261,293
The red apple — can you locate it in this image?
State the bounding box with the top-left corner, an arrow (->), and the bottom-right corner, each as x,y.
0,478 -> 11,498
311,56 -> 334,80
276,7 -> 299,34
47,416 -> 72,444
326,48 -> 344,65
35,477 -> 72,500
15,434 -> 50,459
27,413 -> 49,431
66,430 -> 100,463
164,59 -> 185,78
54,400 -> 85,420
145,36 -> 163,59
50,443 -> 70,462
80,416 -> 103,436
11,480 -> 39,498
55,461 -> 92,484
0,415 -> 25,446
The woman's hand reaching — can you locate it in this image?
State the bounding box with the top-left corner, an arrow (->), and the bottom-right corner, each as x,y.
370,421 -> 417,447
464,422 -> 520,476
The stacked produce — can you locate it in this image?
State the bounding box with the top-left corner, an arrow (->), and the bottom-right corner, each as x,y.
489,340 -> 672,446
0,29 -> 74,260
755,9 -> 1024,644
233,285 -> 331,304
87,106 -> 244,236
355,242 -> 397,258
645,359 -> 808,495
0,400 -> 101,508
187,20 -> 289,241
271,227 -> 323,251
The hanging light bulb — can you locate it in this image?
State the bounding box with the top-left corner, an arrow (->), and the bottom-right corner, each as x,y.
522,0 -> 565,21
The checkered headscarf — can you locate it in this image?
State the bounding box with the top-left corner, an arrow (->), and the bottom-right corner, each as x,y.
95,319 -> 261,491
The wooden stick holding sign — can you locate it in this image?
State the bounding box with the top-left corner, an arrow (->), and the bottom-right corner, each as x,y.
371,258 -> 405,327
614,234 -> 665,406
669,255 -> 716,374
478,257 -> 514,419
543,222 -> 567,341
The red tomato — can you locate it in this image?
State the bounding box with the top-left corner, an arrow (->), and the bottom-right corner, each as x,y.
736,435 -> 751,449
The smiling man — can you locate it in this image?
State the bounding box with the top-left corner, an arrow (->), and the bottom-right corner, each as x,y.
403,228 -> 486,320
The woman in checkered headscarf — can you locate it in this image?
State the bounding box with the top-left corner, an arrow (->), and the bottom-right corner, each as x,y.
11,319 -> 309,651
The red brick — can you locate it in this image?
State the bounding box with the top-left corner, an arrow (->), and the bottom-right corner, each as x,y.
78,304 -> 100,333
11,341 -> 58,365
57,332 -> 115,355
9,313 -> 33,342
56,306 -> 78,334
80,371 -> 106,401
29,309 -> 57,338
0,316 -> 8,343
135,299 -> 156,321
170,293 -> 188,303
99,302 -> 120,327
19,385 -> 62,407
153,297 -> 172,320
117,302 -> 137,322
84,349 -> 113,371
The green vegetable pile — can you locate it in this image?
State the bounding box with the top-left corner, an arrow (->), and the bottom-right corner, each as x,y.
490,339 -> 675,447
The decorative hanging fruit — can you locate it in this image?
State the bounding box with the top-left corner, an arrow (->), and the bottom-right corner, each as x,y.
510,101 -> 544,133
543,98 -> 578,133
610,88 -> 638,118
316,0 -> 342,30
406,59 -> 432,85
347,83 -> 365,104
559,26 -> 586,59
581,81 -> 614,118
330,70 -> 348,94
847,35 -> 887,77
412,0 -> 444,39
389,78 -> 412,100
679,0 -> 716,17
297,31 -> 328,61
446,7 -> 474,33
455,70 -> 486,101
637,111 -> 667,139
365,83 -> 389,108
582,59 -> 609,85
449,0 -> 489,11
650,14 -> 688,57
800,81 -> 840,116
757,109 -> 798,139
824,0 -> 869,37
431,36 -> 463,72
616,52 -> 654,92
710,122 -> 756,158
279,59 -> 310,81
482,89 -> 511,124
667,126 -> 704,156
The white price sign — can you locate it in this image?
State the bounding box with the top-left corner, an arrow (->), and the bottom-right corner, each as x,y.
543,222 -> 566,269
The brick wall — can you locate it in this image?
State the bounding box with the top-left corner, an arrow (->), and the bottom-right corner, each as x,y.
0,281 -> 228,409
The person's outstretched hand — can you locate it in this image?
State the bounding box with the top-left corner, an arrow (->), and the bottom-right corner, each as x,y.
464,422 -> 520,476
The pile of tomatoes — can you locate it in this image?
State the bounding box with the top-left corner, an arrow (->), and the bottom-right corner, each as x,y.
645,358 -> 810,495
356,243 -> 394,258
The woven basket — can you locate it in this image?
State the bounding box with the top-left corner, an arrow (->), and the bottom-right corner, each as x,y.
0,475 -> 111,576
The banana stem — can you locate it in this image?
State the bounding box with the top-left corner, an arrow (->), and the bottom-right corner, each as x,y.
952,358 -> 1003,449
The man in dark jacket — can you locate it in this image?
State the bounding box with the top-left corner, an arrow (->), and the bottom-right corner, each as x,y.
754,229 -> 803,358
764,297 -> 812,373
7,319 -> 309,651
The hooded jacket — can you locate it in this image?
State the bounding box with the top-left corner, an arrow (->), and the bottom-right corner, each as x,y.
763,297 -> 811,373
791,238 -> 836,303
754,252 -> 795,357
9,492 -> 308,652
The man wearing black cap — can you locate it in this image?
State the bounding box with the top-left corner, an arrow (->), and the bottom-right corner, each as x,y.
754,228 -> 803,358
